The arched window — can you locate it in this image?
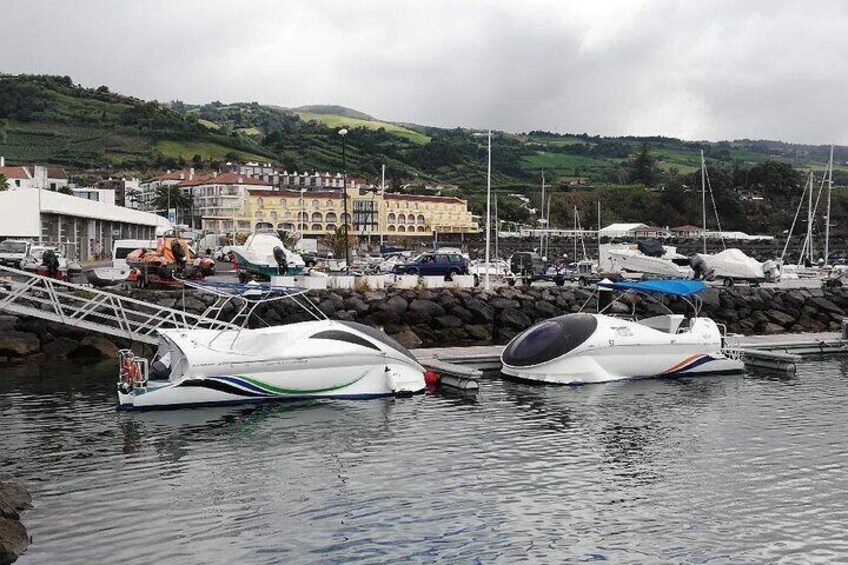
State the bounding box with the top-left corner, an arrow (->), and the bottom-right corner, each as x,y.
312,212 -> 323,222
417,214 -> 425,224
326,223 -> 336,232
312,199 -> 319,209
285,211 -> 292,219
398,225 -> 406,233
298,211 -> 308,221
340,213 -> 350,224
387,213 -> 396,222
311,223 -> 322,231
278,222 -> 295,231
270,211 -> 278,220
417,226 -> 426,232
325,212 -> 337,223
407,215 -> 415,224
398,213 -> 406,223
326,199 -> 333,207
388,225 -> 396,232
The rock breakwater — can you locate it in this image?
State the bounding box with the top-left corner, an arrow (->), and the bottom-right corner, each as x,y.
0,285 -> 846,361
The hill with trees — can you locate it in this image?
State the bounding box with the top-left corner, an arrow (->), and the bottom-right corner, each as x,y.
1,73 -> 846,233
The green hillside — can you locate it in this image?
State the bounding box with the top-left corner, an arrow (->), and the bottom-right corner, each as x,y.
3,73 -> 848,233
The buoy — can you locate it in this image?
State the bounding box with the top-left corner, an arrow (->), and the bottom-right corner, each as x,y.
424,370 -> 440,385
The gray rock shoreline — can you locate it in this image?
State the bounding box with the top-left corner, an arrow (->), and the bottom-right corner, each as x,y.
0,482 -> 31,565
0,285 -> 846,362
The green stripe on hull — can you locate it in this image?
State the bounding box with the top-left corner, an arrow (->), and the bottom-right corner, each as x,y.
238,372 -> 368,395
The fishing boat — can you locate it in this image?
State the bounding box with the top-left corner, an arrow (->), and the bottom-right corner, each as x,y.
501,279 -> 743,385
117,281 -> 426,409
231,231 -> 305,283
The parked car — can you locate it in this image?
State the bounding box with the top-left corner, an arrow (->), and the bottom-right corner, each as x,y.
392,252 -> 469,279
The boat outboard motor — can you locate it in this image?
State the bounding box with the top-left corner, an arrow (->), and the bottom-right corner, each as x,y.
762,259 -> 780,282
42,249 -> 60,277
273,246 -> 288,275
170,239 -> 186,274
690,255 -> 715,281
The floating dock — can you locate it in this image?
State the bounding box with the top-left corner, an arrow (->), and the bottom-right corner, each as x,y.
413,331 -> 848,378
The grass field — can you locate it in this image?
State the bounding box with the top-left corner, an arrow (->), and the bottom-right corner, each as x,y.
154,140 -> 268,162
294,112 -> 430,145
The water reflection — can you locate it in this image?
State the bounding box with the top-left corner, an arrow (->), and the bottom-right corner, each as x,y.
2,360 -> 848,563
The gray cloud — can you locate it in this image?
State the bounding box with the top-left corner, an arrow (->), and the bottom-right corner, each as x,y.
2,0 -> 847,143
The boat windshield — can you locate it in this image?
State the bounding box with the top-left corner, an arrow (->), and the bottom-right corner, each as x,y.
502,313 -> 597,367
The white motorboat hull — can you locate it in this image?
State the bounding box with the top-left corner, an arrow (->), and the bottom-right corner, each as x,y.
501,313 -> 743,385
601,244 -> 692,279
118,320 -> 426,409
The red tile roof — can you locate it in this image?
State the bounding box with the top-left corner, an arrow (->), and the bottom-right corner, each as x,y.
46,167 -> 68,179
176,172 -> 271,188
0,166 -> 32,180
384,193 -> 465,204
247,189 -> 343,199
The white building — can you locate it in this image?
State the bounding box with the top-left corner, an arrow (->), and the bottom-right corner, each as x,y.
137,169 -> 196,213
72,188 -> 117,206
175,171 -> 271,229
0,189 -> 169,261
598,223 -> 648,239
0,157 -> 69,191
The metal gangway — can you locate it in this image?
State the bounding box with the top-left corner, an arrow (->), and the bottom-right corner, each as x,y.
0,265 -> 239,345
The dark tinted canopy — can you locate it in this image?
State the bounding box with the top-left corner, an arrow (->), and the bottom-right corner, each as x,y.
502,313 -> 598,367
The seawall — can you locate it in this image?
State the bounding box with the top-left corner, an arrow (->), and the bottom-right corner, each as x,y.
0,285 -> 846,362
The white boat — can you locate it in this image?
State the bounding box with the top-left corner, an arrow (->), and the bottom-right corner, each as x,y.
600,241 -> 692,278
117,282 -> 426,409
696,248 -> 780,285
501,280 -> 743,385
231,231 -> 306,282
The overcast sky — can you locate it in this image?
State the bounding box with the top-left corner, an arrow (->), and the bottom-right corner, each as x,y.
3,0 -> 848,144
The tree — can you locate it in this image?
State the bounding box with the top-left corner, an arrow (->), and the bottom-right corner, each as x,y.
191,154 -> 204,169
321,225 -> 358,258
0,173 -> 7,192
153,185 -> 191,219
628,142 -> 659,186
57,186 -> 73,195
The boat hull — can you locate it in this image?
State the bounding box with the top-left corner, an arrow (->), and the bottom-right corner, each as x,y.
118,361 -> 424,409
501,313 -> 744,385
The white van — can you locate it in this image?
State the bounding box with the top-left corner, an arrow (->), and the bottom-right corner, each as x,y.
0,239 -> 33,268
112,239 -> 156,269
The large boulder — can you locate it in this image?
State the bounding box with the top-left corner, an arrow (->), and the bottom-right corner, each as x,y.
389,328 -> 422,349
759,322 -> 785,335
465,325 -> 493,342
465,299 -> 494,323
0,316 -> 17,332
534,300 -> 560,318
809,297 -> 844,316
408,299 -> 446,318
489,297 -> 521,310
0,482 -> 30,565
451,306 -> 474,324
500,308 -> 532,330
0,332 -> 39,358
41,336 -> 79,358
765,310 -> 797,327
71,336 -> 119,360
434,315 -> 463,329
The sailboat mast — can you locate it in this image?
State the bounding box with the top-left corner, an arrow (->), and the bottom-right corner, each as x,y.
573,205 -> 577,261
494,193 -> 499,262
825,145 -> 834,265
701,149 -> 707,254
597,200 -> 601,259
540,171 -> 545,254
807,171 -> 814,264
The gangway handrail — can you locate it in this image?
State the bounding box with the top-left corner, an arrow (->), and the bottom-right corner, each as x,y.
0,265 -> 239,345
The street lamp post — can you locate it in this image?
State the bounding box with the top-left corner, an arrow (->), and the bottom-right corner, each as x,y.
339,128 -> 350,273
473,130 -> 492,290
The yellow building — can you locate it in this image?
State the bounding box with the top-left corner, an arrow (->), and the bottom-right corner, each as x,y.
206,188 -> 478,236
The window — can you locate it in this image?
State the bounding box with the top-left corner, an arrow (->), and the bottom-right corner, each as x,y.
398,213 -> 406,223
312,199 -> 319,209
326,212 -> 337,223
280,198 -> 286,207
257,197 -> 264,207
311,223 -> 322,231
398,225 -> 406,232
312,212 -> 323,222
388,225 -> 396,232
388,213 -> 396,222
326,200 -> 333,207
417,226 -> 426,232
417,214 -> 425,224
326,223 -> 336,231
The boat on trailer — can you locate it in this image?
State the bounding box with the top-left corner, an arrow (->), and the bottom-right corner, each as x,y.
117,281 -> 426,409
501,279 -> 744,385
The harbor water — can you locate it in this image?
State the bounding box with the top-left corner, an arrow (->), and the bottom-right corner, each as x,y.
2,360 -> 848,563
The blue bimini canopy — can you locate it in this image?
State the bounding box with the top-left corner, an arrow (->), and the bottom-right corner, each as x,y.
599,279 -> 706,296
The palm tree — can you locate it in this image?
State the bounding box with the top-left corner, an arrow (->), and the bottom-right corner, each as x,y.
321,225 -> 358,259
0,173 -> 8,192
153,185 -> 191,220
